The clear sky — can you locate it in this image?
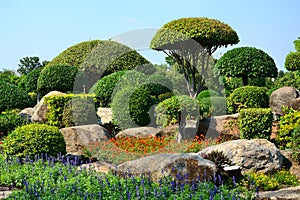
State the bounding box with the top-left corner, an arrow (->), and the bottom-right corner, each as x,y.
1,0 -> 299,71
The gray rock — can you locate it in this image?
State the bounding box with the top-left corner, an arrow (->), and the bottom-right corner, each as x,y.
259,186 -> 300,200
18,107 -> 34,122
270,86 -> 300,116
114,153 -> 217,182
199,139 -> 283,174
115,127 -> 162,138
60,124 -> 108,156
31,91 -> 66,123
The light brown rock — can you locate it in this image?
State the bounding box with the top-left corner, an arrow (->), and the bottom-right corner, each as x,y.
97,107 -> 112,125
78,161 -> 113,174
60,124 -> 108,156
198,139 -> 283,174
31,91 -> 66,123
115,127 -> 163,138
114,153 -> 217,182
259,186 -> 300,200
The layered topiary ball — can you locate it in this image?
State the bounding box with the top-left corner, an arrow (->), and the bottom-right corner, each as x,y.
2,124 -> 66,158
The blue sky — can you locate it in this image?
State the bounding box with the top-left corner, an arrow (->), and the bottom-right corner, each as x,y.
0,0 -> 299,71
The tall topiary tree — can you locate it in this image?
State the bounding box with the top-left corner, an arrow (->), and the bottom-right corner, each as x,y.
285,37 -> 300,71
150,17 -> 239,98
216,47 -> 277,86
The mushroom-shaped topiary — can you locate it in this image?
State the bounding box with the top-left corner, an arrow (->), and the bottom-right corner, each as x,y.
285,37 -> 300,71
216,47 -> 278,86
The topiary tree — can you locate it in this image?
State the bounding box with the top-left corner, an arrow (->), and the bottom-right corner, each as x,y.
227,86 -> 269,114
0,80 -> 35,112
37,64 -> 78,96
216,47 -> 277,86
1,124 -> 66,158
150,17 -> 239,98
285,37 -> 300,71
23,68 -> 42,93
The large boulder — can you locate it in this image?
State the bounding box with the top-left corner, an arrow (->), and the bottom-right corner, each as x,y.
114,153 -> 217,183
259,186 -> 300,200
198,139 -> 283,174
97,107 -> 113,125
18,107 -> 34,122
60,124 -> 108,156
270,86 -> 300,116
197,114 -> 240,138
115,127 -> 163,138
31,91 -> 66,123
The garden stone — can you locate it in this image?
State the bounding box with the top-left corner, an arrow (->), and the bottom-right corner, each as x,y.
198,139 -> 283,174
269,86 -> 300,116
114,153 -> 217,183
280,150 -> 300,180
18,107 -> 34,122
197,113 -> 240,139
259,186 -> 300,200
78,161 -> 112,174
60,124 -> 108,156
115,127 -> 163,138
31,91 -> 66,123
96,107 -> 112,125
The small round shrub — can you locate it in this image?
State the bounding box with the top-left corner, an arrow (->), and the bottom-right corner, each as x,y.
285,52 -> 300,71
196,90 -> 220,101
37,64 -> 78,96
24,68 -> 42,93
0,112 -> 27,139
62,97 -> 98,127
199,97 -> 227,117
238,108 -> 273,140
92,70 -> 127,107
145,74 -> 173,97
2,124 -> 66,158
291,125 -> 300,164
111,87 -> 157,130
227,86 -> 269,114
156,95 -> 200,127
0,80 -> 35,112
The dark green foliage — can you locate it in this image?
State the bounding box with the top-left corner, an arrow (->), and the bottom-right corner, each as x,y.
0,69 -> 19,86
199,97 -> 227,117
37,64 -> 78,96
150,17 -> 239,51
216,47 -> 277,86
47,40 -> 101,67
111,87 -> 157,129
276,107 -> 300,150
0,80 -> 34,112
92,70 -> 127,107
142,74 -> 173,97
273,71 -> 300,90
238,108 -> 273,140
294,37 -> 300,52
196,90 -> 220,101
155,95 -> 200,127
227,86 -> 269,114
0,112 -> 27,139
285,52 -> 300,71
23,68 -> 42,93
17,56 -> 43,75
201,150 -> 232,170
2,124 -> 66,158
62,97 -> 98,127
291,125 -> 300,164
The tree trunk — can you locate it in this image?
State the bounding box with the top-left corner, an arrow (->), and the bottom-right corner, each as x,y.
242,76 -> 248,86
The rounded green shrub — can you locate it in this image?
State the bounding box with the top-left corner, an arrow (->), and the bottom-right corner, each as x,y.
0,112 -> 27,139
285,52 -> 300,71
37,64 -> 78,96
291,125 -> 300,164
111,87 -> 157,130
155,95 -> 200,127
62,97 -> 98,127
238,108 -> 273,140
92,70 -> 127,107
196,90 -> 220,101
0,80 -> 35,112
24,68 -> 42,93
199,96 -> 227,117
2,124 -> 66,158
144,74 -> 173,97
227,86 -> 269,114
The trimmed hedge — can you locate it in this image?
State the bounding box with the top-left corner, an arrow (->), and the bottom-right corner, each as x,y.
155,95 -> 200,127
44,94 -> 96,128
0,112 -> 27,139
37,64 -> 78,96
2,124 -> 66,158
227,86 -> 269,114
0,80 -> 35,112
24,68 -> 42,93
238,108 -> 273,140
